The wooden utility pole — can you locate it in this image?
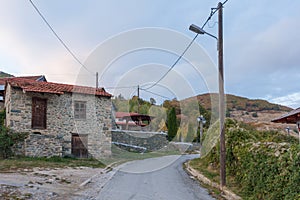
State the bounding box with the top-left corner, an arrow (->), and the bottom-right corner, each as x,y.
137,85 -> 140,113
218,2 -> 226,188
96,72 -> 98,89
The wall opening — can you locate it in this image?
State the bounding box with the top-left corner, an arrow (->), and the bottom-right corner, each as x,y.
71,133 -> 88,158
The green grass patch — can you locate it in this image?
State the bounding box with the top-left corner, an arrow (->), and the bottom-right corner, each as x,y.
0,156 -> 105,172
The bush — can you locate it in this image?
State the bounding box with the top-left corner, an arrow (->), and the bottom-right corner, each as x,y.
199,119 -> 300,199
252,112 -> 258,117
0,109 -> 28,159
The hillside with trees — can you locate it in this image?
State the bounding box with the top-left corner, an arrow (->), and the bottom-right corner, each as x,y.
183,93 -> 291,112
113,92 -> 294,142
0,71 -> 14,78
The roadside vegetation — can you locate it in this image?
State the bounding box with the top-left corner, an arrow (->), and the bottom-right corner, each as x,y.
190,119 -> 300,200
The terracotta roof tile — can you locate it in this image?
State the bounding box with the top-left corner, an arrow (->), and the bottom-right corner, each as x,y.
271,107 -> 300,123
7,78 -> 112,97
0,75 -> 45,85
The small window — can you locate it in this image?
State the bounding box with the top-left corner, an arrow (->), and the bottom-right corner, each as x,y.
74,101 -> 86,119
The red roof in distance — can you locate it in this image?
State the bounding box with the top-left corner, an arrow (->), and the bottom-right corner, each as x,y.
271,107 -> 300,124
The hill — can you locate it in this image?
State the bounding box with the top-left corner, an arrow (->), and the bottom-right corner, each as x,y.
181,93 -> 295,133
184,93 -> 291,112
0,71 -> 14,78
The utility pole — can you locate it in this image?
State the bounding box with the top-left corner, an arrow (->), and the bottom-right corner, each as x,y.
137,85 -> 140,113
218,2 -> 226,188
96,72 -> 98,89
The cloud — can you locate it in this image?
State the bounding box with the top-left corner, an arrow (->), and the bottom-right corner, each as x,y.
225,14 -> 300,107
270,92 -> 300,109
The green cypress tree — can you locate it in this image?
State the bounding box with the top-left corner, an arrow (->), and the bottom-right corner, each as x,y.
167,107 -> 178,141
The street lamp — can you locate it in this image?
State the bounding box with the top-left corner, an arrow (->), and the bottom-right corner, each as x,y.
197,115 -> 206,145
189,24 -> 218,40
285,127 -> 290,136
189,2 -> 226,188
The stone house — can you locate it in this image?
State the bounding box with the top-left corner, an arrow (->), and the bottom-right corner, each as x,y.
4,78 -> 112,158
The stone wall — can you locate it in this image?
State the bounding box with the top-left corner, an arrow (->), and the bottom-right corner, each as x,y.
24,134 -> 63,157
112,130 -> 168,152
5,84 -> 112,158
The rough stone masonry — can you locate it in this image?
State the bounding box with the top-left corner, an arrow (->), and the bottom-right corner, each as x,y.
5,82 -> 112,158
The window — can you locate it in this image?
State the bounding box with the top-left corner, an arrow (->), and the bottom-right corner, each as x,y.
32,97 -> 47,129
74,101 -> 86,119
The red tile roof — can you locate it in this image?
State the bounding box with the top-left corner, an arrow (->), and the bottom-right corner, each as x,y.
7,78 -> 112,97
0,78 -> 10,85
115,112 -> 154,120
115,112 -> 140,118
0,75 -> 45,85
271,107 -> 300,123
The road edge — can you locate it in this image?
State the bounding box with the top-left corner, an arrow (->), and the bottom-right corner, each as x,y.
184,161 -> 242,200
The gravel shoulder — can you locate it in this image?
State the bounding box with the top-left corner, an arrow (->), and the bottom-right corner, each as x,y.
0,166 -> 116,200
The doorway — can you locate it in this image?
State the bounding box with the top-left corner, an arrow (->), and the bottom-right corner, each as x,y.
71,133 -> 88,158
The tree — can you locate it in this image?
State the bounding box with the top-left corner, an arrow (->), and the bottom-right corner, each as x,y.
199,103 -> 211,128
186,123 -> 195,142
167,107 -> 178,141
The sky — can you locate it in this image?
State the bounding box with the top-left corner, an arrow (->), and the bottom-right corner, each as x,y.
1,0 -> 300,108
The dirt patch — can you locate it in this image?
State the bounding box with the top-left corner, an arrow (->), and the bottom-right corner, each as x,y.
0,166 -> 115,200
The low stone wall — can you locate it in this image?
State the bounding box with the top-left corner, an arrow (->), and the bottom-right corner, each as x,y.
14,133 -> 64,157
112,130 -> 168,152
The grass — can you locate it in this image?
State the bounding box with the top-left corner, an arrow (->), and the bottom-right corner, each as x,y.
0,156 -> 105,172
189,157 -> 242,199
0,145 -> 182,172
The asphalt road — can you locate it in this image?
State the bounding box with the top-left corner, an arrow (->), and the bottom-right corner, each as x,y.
97,154 -> 215,200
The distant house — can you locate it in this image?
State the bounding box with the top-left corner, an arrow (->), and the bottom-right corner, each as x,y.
272,107 -> 300,133
4,77 -> 112,158
115,112 -> 153,131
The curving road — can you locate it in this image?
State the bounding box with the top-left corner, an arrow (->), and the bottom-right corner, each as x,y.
97,154 -> 215,200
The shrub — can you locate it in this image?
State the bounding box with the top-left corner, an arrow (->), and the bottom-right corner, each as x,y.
252,112 -> 258,117
199,119 -> 300,199
0,109 -> 28,159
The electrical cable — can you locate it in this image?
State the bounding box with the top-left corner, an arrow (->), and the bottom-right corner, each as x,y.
142,0 -> 229,91
28,0 -> 95,75
105,85 -> 138,89
140,88 -> 170,100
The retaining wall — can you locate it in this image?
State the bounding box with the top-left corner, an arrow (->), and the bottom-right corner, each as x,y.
112,130 -> 168,152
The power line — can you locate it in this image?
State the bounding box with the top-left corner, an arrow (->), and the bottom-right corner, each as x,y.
140,88 -> 170,100
142,0 -> 229,91
142,34 -> 198,90
105,85 -> 138,89
28,0 -> 94,75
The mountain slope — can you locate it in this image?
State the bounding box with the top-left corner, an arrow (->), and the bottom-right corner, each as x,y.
182,93 -> 294,132
0,71 -> 14,78
184,93 -> 292,112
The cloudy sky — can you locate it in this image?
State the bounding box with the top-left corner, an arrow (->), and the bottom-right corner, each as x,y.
1,0 -> 299,108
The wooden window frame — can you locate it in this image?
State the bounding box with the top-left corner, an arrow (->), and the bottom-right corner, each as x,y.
32,97 -> 47,129
74,101 -> 86,120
